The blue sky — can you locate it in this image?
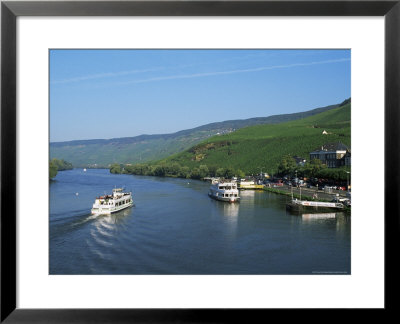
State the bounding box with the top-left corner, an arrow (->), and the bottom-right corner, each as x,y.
50,49 -> 350,142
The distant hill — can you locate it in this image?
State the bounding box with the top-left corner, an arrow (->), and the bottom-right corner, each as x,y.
50,101 -> 344,167
154,102 -> 351,175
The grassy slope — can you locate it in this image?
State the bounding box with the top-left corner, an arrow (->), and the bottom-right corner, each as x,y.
160,103 -> 351,174
50,102 -> 342,167
50,135 -> 204,167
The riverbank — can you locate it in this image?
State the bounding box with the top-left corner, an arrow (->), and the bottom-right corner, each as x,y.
264,186 -> 351,213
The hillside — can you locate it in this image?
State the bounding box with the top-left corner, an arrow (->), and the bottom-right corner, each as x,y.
154,102 -> 351,175
50,102 -> 341,167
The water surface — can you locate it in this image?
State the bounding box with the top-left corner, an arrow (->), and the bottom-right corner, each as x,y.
50,169 -> 351,274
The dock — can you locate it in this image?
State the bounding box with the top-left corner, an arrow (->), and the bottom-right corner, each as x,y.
286,199 -> 345,211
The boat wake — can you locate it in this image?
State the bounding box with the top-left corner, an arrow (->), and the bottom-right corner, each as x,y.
50,211 -> 98,239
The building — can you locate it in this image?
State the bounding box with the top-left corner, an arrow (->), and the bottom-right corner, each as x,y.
309,143 -> 349,168
343,151 -> 351,166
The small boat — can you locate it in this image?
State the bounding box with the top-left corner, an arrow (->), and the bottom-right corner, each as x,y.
83,168 -> 87,172
238,179 -> 264,190
286,199 -> 345,211
285,186 -> 344,211
91,188 -> 133,215
208,180 -> 240,203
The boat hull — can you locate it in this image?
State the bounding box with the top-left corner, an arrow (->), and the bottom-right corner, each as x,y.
208,192 -> 240,203
238,185 -> 264,190
91,201 -> 133,216
286,200 -> 344,212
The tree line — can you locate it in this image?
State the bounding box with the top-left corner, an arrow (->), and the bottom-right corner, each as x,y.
110,162 -> 246,180
110,154 -> 350,183
49,158 -> 73,179
276,155 -> 350,181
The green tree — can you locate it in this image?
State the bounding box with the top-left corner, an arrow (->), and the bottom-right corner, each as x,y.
304,158 -> 326,178
145,166 -> 155,176
179,166 -> 190,178
138,164 -> 151,175
49,158 -> 74,179
169,162 -> 181,175
49,160 -> 58,179
190,168 -> 201,179
208,165 -> 217,177
277,155 -> 297,176
153,165 -> 166,177
236,169 -> 245,179
51,158 -> 73,171
198,165 -> 209,178
316,167 -> 350,181
110,163 -> 122,174
224,167 -> 235,179
216,168 -> 225,178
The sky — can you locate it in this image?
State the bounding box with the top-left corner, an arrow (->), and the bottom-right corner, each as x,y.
50,49 -> 351,142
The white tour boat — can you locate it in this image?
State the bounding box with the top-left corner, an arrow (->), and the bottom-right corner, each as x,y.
91,188 -> 133,215
208,180 -> 240,203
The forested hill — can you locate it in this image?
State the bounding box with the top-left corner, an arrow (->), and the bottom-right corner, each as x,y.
144,101 -> 351,175
50,101 -> 345,167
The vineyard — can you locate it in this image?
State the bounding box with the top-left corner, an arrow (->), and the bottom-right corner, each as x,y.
114,101 -> 351,177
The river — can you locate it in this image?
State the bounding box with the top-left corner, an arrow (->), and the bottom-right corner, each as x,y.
50,168 -> 350,274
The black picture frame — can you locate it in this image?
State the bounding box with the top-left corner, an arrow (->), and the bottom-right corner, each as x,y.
1,0 -> 399,322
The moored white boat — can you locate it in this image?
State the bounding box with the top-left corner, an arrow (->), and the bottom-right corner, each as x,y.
238,179 -> 264,190
91,188 -> 133,215
286,198 -> 344,211
208,180 -> 240,203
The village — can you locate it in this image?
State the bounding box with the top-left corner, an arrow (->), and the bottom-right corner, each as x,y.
204,141 -> 351,207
